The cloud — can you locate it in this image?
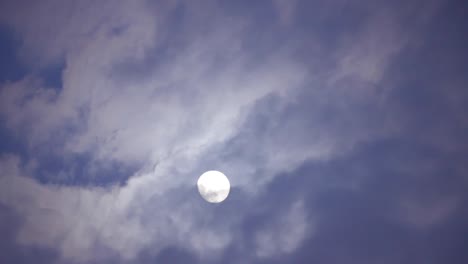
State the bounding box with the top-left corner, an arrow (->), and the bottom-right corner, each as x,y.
1,0 -> 463,263
0,154 -> 227,261
254,200 -> 310,258
272,0 -> 297,26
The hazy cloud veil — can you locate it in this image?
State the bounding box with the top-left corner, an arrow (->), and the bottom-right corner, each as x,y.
0,0 -> 467,263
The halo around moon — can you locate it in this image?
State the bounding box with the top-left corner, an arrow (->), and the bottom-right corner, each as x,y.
197,170 -> 230,203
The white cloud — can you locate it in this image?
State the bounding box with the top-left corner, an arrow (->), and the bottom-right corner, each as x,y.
0,0 -> 422,262
255,200 -> 311,258
0,155 -> 236,262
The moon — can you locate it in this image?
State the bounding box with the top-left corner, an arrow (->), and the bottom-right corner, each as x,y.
197,170 -> 230,203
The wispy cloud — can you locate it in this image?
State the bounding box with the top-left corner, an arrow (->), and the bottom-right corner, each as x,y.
0,0 -> 465,263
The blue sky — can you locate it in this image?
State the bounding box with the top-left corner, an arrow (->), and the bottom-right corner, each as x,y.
0,0 -> 467,263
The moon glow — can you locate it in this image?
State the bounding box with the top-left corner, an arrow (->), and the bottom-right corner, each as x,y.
197,170 -> 230,203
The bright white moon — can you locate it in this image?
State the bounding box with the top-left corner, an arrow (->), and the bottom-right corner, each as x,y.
197,170 -> 230,203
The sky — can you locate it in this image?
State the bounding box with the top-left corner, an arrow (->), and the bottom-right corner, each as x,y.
0,0 -> 467,263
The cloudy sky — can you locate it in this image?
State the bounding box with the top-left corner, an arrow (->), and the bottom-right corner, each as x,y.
0,0 -> 467,263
